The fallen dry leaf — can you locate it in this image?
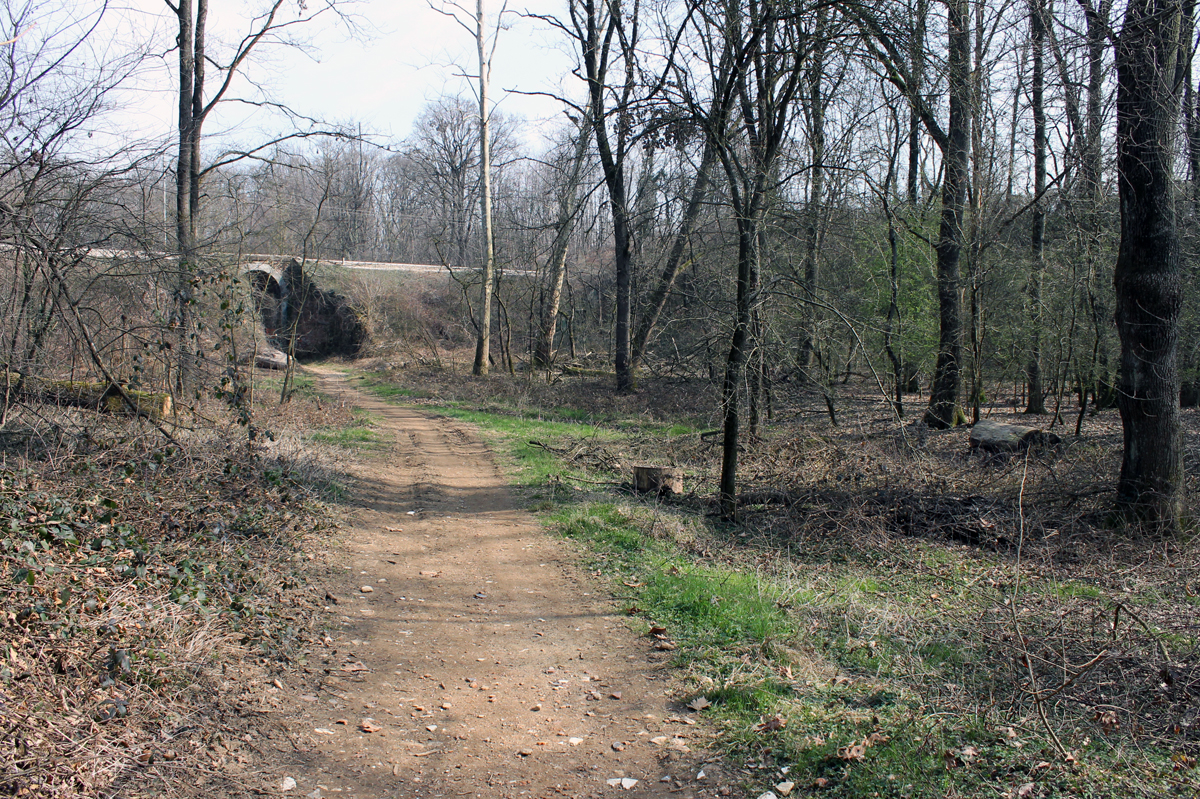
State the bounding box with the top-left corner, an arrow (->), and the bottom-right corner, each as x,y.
360,719 -> 382,733
687,696 -> 712,712
839,742 -> 867,761
756,716 -> 787,732
1094,709 -> 1119,734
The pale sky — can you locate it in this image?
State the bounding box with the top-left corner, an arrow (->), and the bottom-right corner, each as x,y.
116,0 -> 578,151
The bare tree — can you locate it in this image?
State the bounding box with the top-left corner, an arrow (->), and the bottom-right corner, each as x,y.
164,0 -> 349,387
1024,0 -> 1047,414
471,0 -> 498,375
678,0 -> 824,518
533,115 -> 593,367
855,0 -> 972,428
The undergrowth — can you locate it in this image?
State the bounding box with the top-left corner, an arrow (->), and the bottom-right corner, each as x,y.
0,391 -> 344,798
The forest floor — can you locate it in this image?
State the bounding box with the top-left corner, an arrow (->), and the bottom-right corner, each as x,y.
5,354 -> 1200,799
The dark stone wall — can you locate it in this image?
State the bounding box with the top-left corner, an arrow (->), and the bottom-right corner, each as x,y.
250,260 -> 365,360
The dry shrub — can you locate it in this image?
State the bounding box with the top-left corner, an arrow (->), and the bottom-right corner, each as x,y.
0,387 -> 343,798
340,272 -> 470,363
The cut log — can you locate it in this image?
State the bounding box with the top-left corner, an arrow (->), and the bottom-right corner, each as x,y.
2,371 -> 171,420
633,465 -> 683,496
968,419 -> 1060,453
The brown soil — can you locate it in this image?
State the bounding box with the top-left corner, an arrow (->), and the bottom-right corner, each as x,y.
265,366 -> 728,799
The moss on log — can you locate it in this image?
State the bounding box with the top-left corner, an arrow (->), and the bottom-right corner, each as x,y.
2,371 -> 171,420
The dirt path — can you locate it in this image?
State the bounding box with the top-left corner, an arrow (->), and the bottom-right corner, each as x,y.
270,368 -> 728,799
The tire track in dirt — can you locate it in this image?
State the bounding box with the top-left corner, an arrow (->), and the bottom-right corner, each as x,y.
269,367 -> 730,799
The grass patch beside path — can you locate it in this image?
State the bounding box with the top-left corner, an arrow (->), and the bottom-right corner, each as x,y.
341,364 -> 1192,799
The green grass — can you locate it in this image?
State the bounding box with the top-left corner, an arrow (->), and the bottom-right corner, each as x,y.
308,408 -> 382,450
253,370 -> 316,398
1048,580 -> 1103,599
431,406 -> 619,486
308,426 -> 380,448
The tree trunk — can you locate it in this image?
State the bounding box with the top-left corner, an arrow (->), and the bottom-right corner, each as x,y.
1025,0 -> 1047,414
1085,0 -> 1115,407
472,0 -> 496,377
924,0 -> 970,429
629,138 -> 716,371
579,0 -> 637,393
534,121 -> 592,367
797,8 -> 828,378
907,0 -> 927,204
1112,0 -> 1190,529
719,223 -> 757,519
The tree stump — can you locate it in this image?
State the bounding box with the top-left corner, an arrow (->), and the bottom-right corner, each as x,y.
633,465 -> 683,496
968,419 -> 1060,453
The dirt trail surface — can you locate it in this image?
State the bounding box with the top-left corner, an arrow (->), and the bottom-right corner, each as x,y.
268,367 -> 726,799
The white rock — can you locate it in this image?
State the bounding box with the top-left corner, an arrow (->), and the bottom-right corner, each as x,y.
360,585 -> 374,593
776,781 -> 795,795
756,793 -> 778,799
281,776 -> 297,791
606,777 -> 639,789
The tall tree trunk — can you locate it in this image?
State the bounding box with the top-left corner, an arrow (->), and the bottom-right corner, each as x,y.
966,0 -> 986,424
629,138 -> 717,371
172,0 -> 201,393
719,221 -> 758,519
579,0 -> 637,393
174,0 -> 194,261
796,7 -> 828,378
924,0 -> 970,429
907,0 -> 927,204
884,201 -> 904,417
472,0 -> 496,376
1112,0 -> 1191,528
1085,0 -> 1115,407
1025,0 -> 1047,414
534,122 -> 593,368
